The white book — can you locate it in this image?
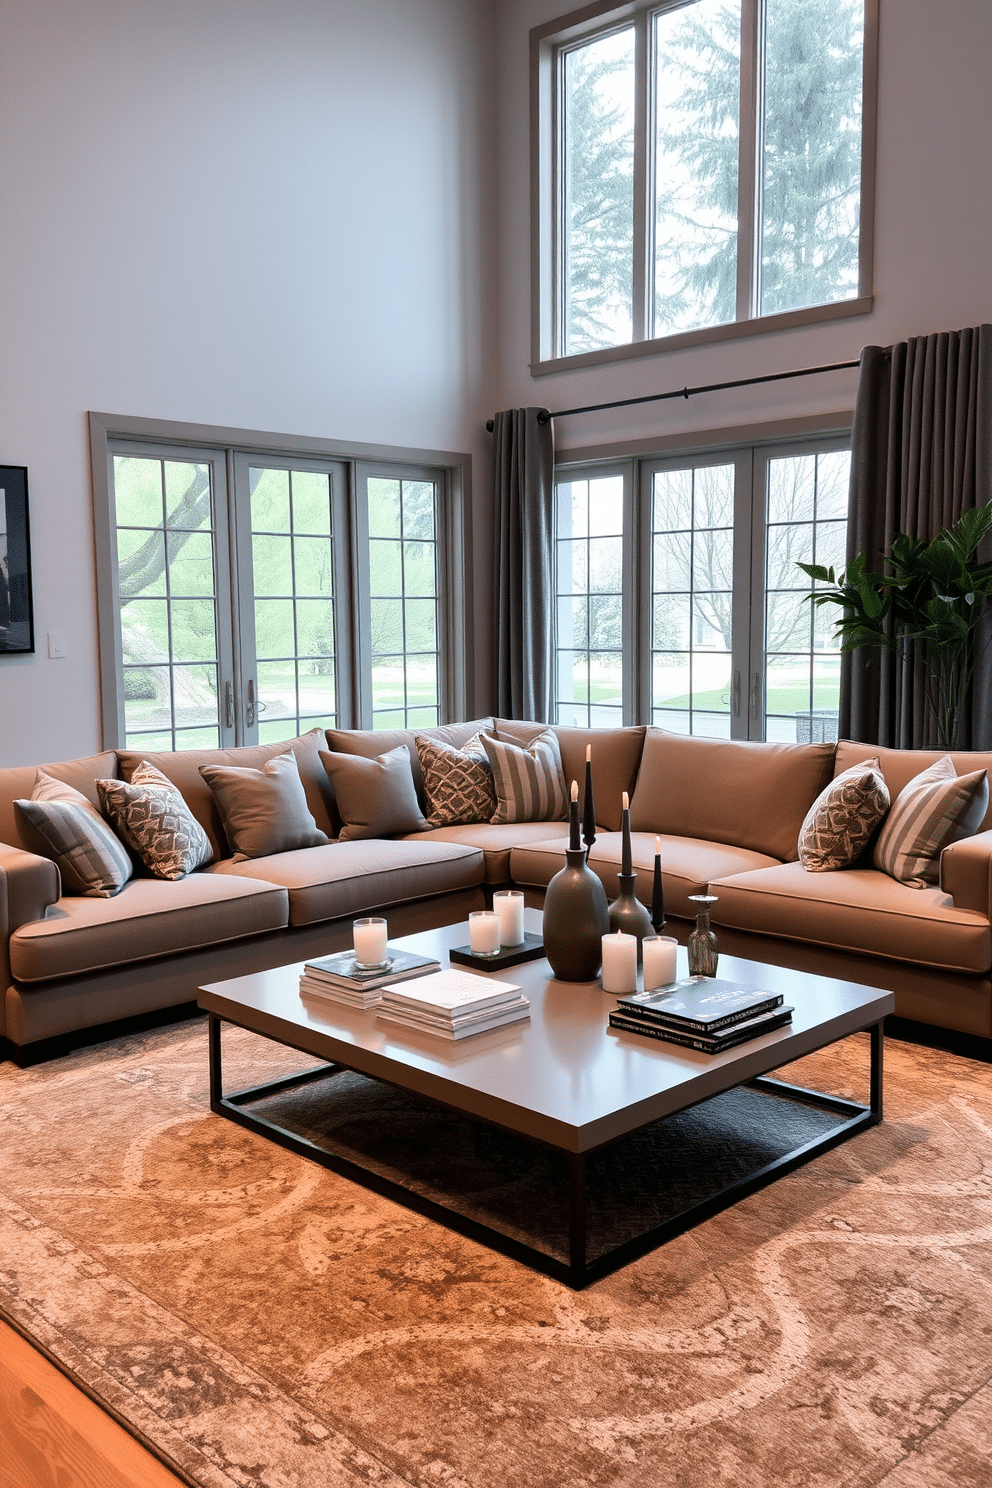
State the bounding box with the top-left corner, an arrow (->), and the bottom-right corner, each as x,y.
299,975 -> 382,1007
378,994 -> 530,1030
376,1004 -> 531,1041
380,968 -> 523,1018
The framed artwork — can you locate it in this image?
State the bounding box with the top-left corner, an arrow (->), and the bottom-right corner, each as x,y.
0,465 -> 35,655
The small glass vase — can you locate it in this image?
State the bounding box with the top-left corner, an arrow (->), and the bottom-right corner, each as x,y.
687,894 -> 719,977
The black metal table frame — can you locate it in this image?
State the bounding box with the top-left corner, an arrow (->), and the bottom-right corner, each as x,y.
207,1013 -> 884,1289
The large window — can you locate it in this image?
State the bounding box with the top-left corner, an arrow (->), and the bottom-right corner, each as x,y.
92,421 -> 460,750
536,0 -> 875,364
553,436 -> 850,741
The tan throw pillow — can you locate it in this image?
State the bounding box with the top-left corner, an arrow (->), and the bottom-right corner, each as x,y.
415,732 -> 496,828
199,751 -> 330,862
873,756 -> 989,887
97,761 -> 213,880
797,759 -> 890,872
14,770 -> 133,897
479,729 -> 568,825
319,745 -> 428,841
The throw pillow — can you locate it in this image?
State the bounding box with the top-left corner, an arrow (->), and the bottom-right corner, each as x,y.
199,751 -> 330,861
97,761 -> 213,880
873,756 -> 989,887
479,729 -> 568,825
14,769 -> 134,896
415,732 -> 496,828
318,745 -> 428,841
797,759 -> 890,872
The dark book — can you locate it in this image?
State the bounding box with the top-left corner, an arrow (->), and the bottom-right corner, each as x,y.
616,976 -> 784,1034
303,946 -> 439,990
609,1006 -> 794,1054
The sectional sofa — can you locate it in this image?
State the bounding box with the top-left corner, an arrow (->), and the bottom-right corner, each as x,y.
2,719 -> 991,1064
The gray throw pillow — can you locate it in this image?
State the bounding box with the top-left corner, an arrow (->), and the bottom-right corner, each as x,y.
199,751 -> 330,862
873,756 -> 989,887
97,760 -> 213,880
479,729 -> 568,825
319,745 -> 428,841
15,769 -> 134,897
797,759 -> 890,872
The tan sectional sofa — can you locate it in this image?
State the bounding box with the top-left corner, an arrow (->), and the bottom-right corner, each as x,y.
2,719 -> 991,1064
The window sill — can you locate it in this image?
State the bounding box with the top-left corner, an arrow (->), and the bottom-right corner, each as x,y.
531,295 -> 874,378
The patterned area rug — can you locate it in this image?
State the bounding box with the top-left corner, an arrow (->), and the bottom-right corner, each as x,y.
2,1018 -> 992,1488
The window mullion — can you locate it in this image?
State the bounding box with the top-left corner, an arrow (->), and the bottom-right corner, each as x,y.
631,8 -> 650,343
736,0 -> 762,322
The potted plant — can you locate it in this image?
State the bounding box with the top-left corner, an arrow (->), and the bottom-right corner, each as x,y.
798,501 -> 992,750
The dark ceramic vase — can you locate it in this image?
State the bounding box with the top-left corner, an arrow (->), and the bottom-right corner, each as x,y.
608,873 -> 655,961
542,847 -> 610,982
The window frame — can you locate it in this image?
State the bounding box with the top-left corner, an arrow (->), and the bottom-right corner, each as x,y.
531,0 -> 879,372
89,412 -> 471,748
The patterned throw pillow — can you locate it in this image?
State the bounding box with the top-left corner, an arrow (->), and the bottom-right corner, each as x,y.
797,759 -> 890,872
97,761 -> 213,880
479,729 -> 568,825
14,771 -> 133,896
415,732 -> 497,828
873,756 -> 989,888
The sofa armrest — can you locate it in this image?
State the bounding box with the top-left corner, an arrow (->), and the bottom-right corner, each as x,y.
0,841 -> 61,992
939,830 -> 992,918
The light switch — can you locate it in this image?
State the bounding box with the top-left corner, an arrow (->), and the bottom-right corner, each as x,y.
48,631 -> 66,659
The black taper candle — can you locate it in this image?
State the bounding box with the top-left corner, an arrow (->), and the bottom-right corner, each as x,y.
621,791 -> 632,878
569,780 -> 581,852
651,836 -> 666,930
582,748 -> 596,857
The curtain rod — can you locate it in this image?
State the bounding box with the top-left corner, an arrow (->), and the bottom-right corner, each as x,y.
485,357 -> 863,432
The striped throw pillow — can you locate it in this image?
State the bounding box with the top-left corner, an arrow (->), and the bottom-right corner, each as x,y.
873,756 -> 989,887
14,771 -> 134,897
480,729 -> 568,825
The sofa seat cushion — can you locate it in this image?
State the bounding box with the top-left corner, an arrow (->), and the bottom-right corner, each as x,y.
403,823 -> 571,884
510,832 -> 781,919
205,839 -> 484,927
9,874 -> 289,983
709,862 -> 991,974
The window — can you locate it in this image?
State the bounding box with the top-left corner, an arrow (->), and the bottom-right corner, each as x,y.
536,0 -> 875,364
553,435 -> 851,741
91,419 -> 462,750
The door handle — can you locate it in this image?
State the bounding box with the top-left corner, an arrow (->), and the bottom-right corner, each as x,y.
224,681 -> 234,729
246,678 -> 255,729
732,669 -> 741,718
749,670 -> 761,720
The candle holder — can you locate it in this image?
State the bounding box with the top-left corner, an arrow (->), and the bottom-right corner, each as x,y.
687,895 -> 719,977
543,848 -> 610,982
608,874 -> 654,960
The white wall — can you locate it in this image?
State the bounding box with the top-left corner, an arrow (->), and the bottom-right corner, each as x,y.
0,0 -> 497,765
492,0 -> 992,458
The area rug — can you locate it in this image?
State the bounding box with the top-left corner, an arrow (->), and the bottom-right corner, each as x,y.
2,1019 -> 992,1488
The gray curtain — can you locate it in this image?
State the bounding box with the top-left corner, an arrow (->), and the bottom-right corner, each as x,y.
840,325 -> 992,749
493,407 -> 555,721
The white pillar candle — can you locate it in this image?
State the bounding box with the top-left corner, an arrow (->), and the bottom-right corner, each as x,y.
469,910 -> 501,956
601,931 -> 637,994
493,890 -> 525,946
642,935 -> 679,992
353,917 -> 388,967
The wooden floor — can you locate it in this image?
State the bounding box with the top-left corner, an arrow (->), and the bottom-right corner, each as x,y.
0,1319 -> 186,1488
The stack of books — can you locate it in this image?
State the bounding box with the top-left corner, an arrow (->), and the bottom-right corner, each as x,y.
609,976 -> 793,1054
377,969 -> 530,1040
300,947 -> 440,1009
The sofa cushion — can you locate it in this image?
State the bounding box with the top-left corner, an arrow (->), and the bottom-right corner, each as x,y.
13,796 -> 134,898
797,759 -> 890,872
709,861 -> 991,974
510,831 -> 781,919
319,745 -> 428,840
480,729 -> 568,824
117,728 -> 336,862
629,728 -> 835,861
416,732 -> 496,827
324,719 -> 495,811
403,822 -> 572,884
200,751 -> 330,861
9,874 -> 289,982
873,757 -> 989,887
205,839 -> 484,927
97,762 -> 213,880
835,740 -> 992,834
494,722 -> 646,831
0,751 -> 120,852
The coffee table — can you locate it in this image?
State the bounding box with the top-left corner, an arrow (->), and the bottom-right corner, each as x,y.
199,911 -> 893,1288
